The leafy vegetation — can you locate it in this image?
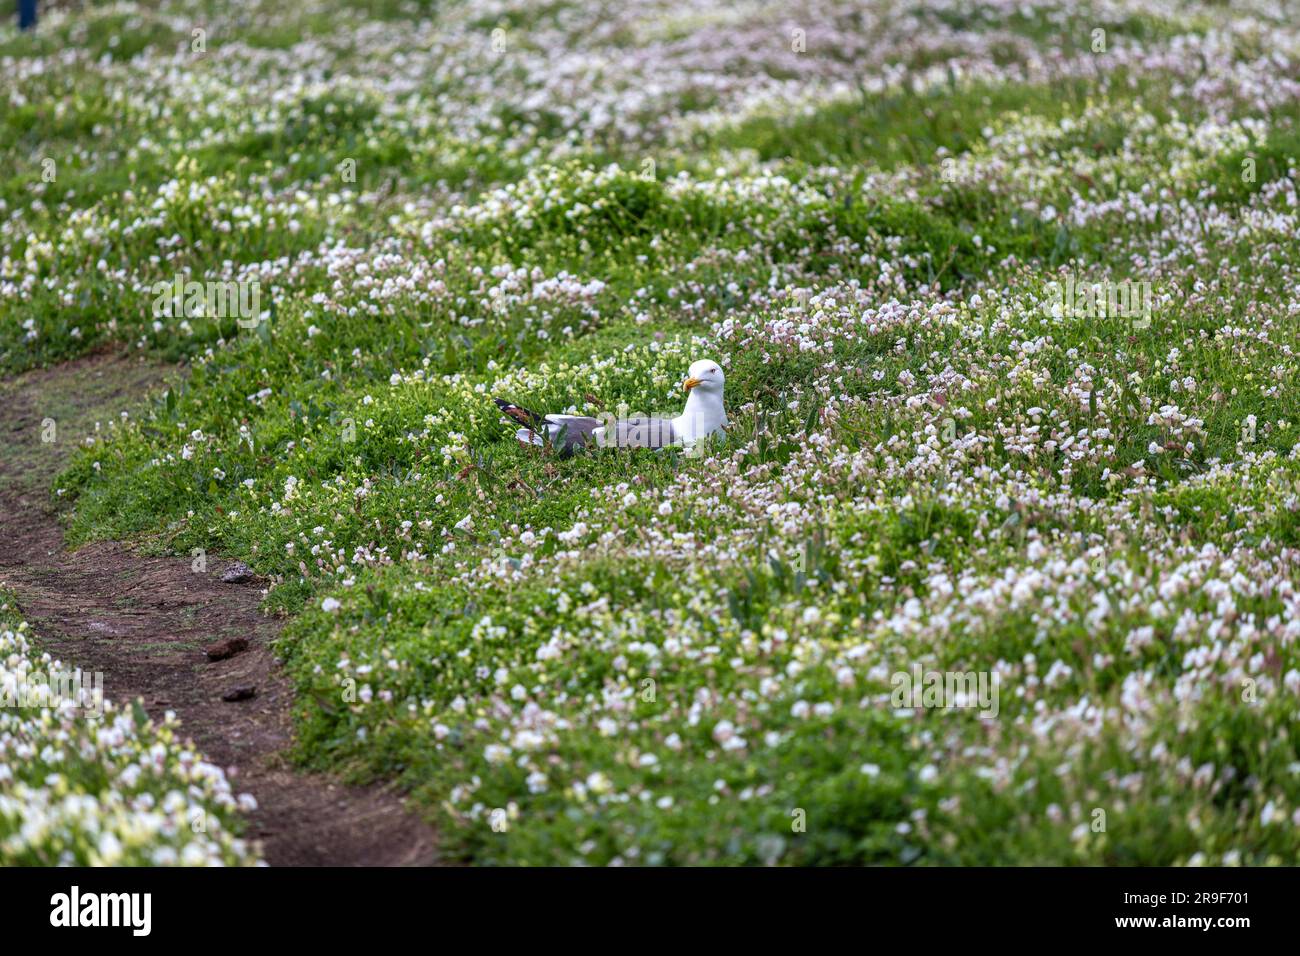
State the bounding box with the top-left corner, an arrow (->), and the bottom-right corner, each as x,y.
5,0 -> 1300,865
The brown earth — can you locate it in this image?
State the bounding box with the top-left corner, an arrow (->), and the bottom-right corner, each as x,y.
0,350 -> 440,866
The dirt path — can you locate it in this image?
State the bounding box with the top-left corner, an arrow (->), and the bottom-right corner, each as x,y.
0,351 -> 440,866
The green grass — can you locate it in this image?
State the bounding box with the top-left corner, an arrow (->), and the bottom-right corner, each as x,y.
6,0 -> 1300,866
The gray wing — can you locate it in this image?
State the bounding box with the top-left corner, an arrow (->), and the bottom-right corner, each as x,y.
607,417 -> 678,449
544,415 -> 603,455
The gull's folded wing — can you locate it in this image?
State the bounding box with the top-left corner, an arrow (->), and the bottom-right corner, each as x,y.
603,417 -> 678,449
543,415 -> 603,454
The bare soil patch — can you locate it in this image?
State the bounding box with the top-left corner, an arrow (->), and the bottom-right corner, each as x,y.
0,351 -> 439,866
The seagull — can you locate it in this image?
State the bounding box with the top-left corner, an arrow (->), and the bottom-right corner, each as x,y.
495,359 -> 727,456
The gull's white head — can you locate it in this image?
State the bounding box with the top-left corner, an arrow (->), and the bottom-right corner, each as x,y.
682,359 -> 725,397
675,358 -> 728,444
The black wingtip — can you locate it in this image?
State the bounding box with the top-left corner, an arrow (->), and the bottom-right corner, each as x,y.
494,398 -> 546,429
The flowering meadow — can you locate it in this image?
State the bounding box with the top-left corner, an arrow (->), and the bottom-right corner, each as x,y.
4,0 -> 1300,865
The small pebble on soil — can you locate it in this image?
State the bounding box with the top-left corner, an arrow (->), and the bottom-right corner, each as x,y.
205,636 -> 250,661
221,562 -> 254,584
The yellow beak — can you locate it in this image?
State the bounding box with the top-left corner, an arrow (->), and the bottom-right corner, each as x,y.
683,377 -> 703,392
